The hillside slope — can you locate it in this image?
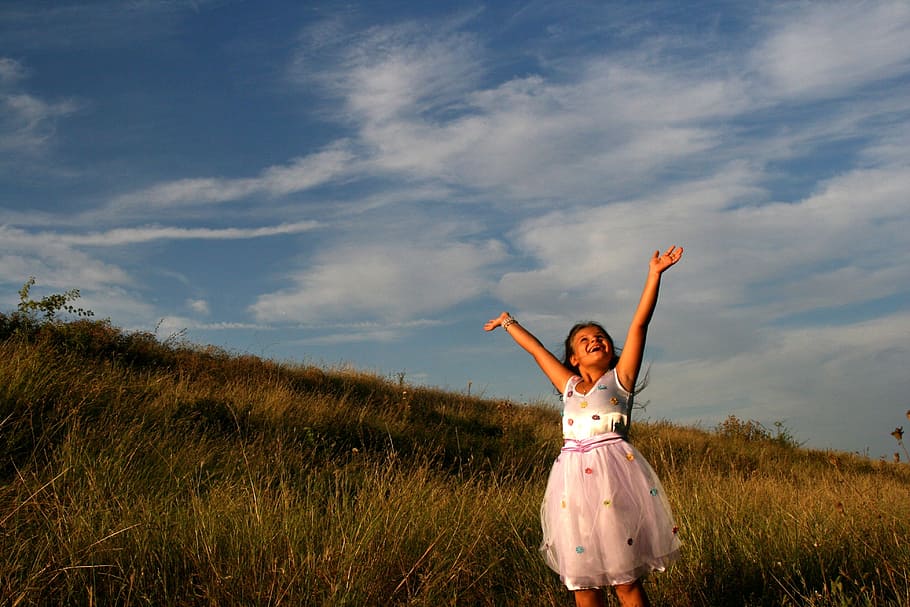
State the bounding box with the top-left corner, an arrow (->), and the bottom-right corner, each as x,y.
1,316 -> 908,606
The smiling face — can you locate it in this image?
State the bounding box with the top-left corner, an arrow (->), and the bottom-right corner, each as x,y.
566,323 -> 616,372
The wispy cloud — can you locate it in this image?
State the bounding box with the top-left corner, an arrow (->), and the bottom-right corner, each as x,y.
286,16 -> 749,203
47,220 -> 321,246
0,225 -> 130,290
154,315 -> 269,336
109,146 -> 356,209
0,57 -> 80,153
277,319 -> 446,346
0,219 -> 321,316
291,15 -> 486,121
250,238 -> 507,324
0,57 -> 26,83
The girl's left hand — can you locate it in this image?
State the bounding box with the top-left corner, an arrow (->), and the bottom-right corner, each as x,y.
650,245 -> 684,274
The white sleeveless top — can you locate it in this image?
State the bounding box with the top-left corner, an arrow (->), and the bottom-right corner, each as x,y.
561,368 -> 633,440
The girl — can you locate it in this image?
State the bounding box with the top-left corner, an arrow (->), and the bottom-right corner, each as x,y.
484,246 -> 683,607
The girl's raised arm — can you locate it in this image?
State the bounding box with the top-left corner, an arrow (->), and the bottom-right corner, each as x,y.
484,312 -> 574,391
614,246 -> 683,392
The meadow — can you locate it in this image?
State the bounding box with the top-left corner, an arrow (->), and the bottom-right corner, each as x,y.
1,311 -> 908,606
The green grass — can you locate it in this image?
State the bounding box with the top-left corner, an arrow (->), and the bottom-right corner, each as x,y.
1,315 -> 908,606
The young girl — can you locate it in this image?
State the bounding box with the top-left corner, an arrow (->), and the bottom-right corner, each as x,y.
484,246 -> 683,607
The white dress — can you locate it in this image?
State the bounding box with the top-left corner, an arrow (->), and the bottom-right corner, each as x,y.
539,369 -> 681,590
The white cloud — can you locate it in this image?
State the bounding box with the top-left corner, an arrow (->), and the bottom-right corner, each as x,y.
187,299 -> 210,315
495,163 -> 759,307
155,315 -> 269,334
650,309 -> 910,453
491,148 -> 910,371
367,61 -> 725,198
110,146 -> 355,209
285,19 -> 756,204
858,120 -> 910,166
287,4 -> 910,212
250,238 -> 507,324
751,0 -> 910,100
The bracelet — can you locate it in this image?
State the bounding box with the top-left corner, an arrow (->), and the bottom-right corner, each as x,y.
501,315 -> 516,331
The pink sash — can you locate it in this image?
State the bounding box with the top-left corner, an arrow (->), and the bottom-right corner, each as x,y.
561,433 -> 625,453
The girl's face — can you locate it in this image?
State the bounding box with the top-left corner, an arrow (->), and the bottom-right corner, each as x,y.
569,325 -> 614,370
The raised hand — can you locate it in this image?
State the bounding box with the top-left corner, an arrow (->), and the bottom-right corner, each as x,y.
484,311 -> 511,332
649,245 -> 683,274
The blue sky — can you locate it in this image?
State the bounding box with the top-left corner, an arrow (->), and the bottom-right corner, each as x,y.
2,0 -> 909,459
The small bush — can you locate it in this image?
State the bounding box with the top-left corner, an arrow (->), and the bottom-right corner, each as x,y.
715,414 -> 801,448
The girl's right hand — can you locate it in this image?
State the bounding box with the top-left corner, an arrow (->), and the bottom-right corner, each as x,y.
484,312 -> 511,332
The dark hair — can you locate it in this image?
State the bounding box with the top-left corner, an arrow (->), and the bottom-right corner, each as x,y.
561,321 -> 620,375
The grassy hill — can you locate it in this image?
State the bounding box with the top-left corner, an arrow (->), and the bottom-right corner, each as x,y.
1,314 -> 908,606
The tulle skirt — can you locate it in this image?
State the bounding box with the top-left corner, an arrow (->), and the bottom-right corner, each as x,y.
539,433 -> 680,590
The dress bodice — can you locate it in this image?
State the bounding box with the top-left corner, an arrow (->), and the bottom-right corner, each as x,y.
561,368 -> 633,439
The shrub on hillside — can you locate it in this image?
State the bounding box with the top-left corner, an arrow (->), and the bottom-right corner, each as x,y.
715,414 -> 801,448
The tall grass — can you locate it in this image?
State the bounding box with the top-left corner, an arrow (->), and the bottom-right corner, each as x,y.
1,316 -> 908,605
